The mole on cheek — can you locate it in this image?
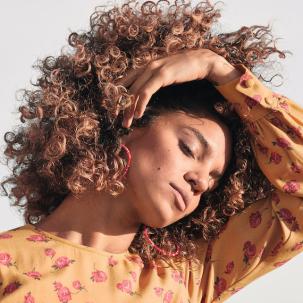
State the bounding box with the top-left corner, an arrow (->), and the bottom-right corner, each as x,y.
157,167 -> 161,170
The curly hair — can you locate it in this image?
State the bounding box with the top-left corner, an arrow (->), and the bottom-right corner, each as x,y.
1,0 -> 287,267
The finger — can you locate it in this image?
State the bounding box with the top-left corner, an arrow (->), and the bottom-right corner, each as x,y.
114,68 -> 144,118
115,66 -> 144,88
125,70 -> 153,126
122,95 -> 139,128
122,70 -> 154,127
128,67 -> 153,95
133,72 -> 166,118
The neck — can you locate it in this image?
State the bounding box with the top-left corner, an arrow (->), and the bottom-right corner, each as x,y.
35,189 -> 141,254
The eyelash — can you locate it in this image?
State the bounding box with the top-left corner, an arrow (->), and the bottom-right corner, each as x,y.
179,140 -> 194,158
179,140 -> 218,190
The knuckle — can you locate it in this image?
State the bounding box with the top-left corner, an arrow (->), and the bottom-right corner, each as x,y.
139,90 -> 149,100
148,60 -> 160,69
128,86 -> 136,95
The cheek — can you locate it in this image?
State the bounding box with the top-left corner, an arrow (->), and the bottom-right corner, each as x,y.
129,140 -> 178,181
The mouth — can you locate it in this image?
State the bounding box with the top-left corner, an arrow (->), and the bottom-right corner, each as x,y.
169,182 -> 189,211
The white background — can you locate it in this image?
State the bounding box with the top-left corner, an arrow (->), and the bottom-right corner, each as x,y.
0,1 -> 302,302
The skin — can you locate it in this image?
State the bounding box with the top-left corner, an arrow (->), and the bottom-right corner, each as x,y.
34,50 -> 241,254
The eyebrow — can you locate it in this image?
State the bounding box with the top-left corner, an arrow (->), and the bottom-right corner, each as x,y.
182,126 -> 223,179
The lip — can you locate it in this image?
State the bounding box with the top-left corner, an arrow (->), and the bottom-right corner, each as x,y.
170,182 -> 189,211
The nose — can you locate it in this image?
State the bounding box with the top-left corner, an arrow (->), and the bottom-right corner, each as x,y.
185,172 -> 210,194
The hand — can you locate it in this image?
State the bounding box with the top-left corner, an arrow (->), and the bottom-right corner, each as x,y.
115,49 -> 242,128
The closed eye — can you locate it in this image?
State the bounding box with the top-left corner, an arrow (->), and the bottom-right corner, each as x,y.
179,139 -> 223,191
179,140 -> 194,158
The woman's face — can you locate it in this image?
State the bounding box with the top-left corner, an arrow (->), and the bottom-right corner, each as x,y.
121,111 -> 232,228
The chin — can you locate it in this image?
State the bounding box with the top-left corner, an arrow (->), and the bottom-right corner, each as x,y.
145,208 -> 179,229
139,186 -> 179,228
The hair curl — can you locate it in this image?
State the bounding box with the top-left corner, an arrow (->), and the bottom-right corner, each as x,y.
1,0 -> 287,267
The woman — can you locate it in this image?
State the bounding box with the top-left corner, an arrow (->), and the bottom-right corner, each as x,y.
0,0 -> 302,302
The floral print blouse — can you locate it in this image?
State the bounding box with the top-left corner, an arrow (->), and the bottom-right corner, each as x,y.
0,64 -> 302,303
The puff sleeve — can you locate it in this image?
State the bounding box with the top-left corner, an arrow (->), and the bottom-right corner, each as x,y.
198,65 -> 303,303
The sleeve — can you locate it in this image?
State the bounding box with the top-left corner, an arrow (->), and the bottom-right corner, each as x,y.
198,65 -> 303,303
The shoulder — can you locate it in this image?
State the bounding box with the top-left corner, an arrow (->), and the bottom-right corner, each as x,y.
0,224 -> 52,277
0,224 -> 43,258
0,225 -> 26,249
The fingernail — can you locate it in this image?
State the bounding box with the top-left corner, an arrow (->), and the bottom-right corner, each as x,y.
134,111 -> 140,119
123,119 -> 131,128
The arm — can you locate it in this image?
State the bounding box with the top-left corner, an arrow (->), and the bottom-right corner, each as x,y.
197,64 -> 303,303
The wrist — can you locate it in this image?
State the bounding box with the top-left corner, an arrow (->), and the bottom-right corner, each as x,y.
207,57 -> 243,86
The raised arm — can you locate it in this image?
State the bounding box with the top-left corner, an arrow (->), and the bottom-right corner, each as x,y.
196,64 -> 303,303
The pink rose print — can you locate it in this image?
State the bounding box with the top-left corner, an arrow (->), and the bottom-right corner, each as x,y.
243,241 -> 256,264
108,255 -> 118,267
270,117 -> 283,128
283,180 -> 300,193
214,277 -> 227,298
24,292 -> 35,303
24,269 -> 42,280
291,162 -> 301,173
45,248 -> 56,258
291,241 -> 303,251
245,95 -> 262,108
2,281 -> 21,296
52,256 -> 75,270
252,94 -> 262,102
287,125 -> 302,138
153,287 -> 164,297
224,261 -> 234,274
26,233 -> 48,242
278,208 -> 294,224
239,73 -> 253,88
129,271 -> 137,282
249,211 -> 262,228
269,152 -> 282,164
53,281 -> 63,291
271,192 -> 280,205
53,281 -> 72,302
171,270 -> 186,286
116,279 -> 133,295
277,208 -> 299,231
273,137 -> 291,149
257,143 -> 268,155
163,290 -> 174,303
278,100 -> 289,111
270,240 -> 283,256
0,252 -> 12,267
72,280 -> 83,290
273,258 -> 290,268
57,286 -> 72,303
91,269 -> 107,283
0,233 -> 13,239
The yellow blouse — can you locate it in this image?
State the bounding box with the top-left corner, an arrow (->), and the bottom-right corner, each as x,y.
0,65 -> 302,303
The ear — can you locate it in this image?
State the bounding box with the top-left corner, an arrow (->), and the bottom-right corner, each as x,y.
119,126 -> 145,146
120,135 -> 128,145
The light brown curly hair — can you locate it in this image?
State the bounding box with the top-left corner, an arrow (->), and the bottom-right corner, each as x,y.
1,0 -> 287,267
